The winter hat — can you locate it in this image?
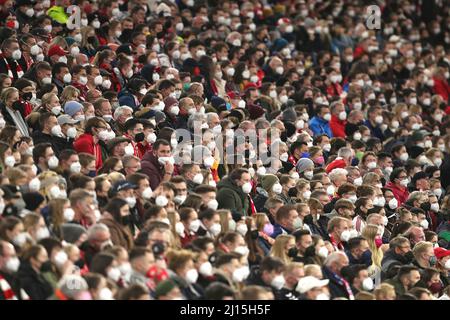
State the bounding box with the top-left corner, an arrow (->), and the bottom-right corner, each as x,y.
325,158 -> 347,173
48,45 -> 68,57
434,247 -> 450,260
61,223 -> 87,244
64,101 -> 83,117
154,280 -> 178,299
247,103 -> 265,120
261,174 -> 279,192
296,158 -> 314,174
282,107 -> 297,122
163,96 -> 178,111
211,96 -> 226,110
22,192 -> 45,211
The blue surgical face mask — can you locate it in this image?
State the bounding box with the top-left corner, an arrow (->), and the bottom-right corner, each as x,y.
226,102 -> 232,110
87,170 -> 96,177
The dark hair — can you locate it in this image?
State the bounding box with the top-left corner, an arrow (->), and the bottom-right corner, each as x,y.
260,256 -> 285,274
292,229 -> 311,243
152,139 -> 171,151
129,246 -> 152,262
117,284 -> 148,300
347,237 -> 367,251
32,142 -> 52,164
204,282 -> 235,300
397,265 -> 419,280
199,208 -> 218,222
83,272 -> 104,291
90,252 -> 116,277
104,198 -> 129,223
215,253 -> 239,268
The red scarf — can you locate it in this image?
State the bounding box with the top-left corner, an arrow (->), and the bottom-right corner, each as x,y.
248,195 -> 257,216
0,53 -> 23,80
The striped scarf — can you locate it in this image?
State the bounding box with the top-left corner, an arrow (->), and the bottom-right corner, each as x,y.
0,53 -> 23,80
0,274 -> 29,300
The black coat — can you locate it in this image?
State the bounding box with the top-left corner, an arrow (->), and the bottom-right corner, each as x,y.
17,261 -> 53,300
322,266 -> 353,300
31,130 -> 74,157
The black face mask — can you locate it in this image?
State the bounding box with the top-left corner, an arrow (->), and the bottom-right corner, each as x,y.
304,244 -> 316,257
121,215 -> 132,226
303,214 -> 314,225
12,100 -> 23,111
134,132 -> 145,143
87,36 -> 98,46
250,230 -> 259,240
288,187 -> 298,197
304,97 -> 313,106
420,202 -> 431,212
22,92 -> 32,101
287,247 -> 298,258
403,251 -> 414,263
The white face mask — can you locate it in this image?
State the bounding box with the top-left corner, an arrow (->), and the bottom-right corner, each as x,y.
47,155 -> 59,169
272,183 -> 283,194
185,268 -> 199,284
125,197 -> 136,208
271,275 -> 285,290
189,219 -> 201,233
107,267 -> 121,282
340,230 -> 351,242
70,161 -> 81,173
241,182 -> 252,194
63,208 -> 75,221
199,262 -> 213,277
155,195 -> 169,207
209,223 -> 222,236
36,227 -> 50,240
207,199 -> 218,210
5,256 -> 20,273
4,155 -> 15,167
192,173 -> 204,185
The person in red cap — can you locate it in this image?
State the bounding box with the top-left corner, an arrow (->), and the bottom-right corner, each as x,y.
325,147 -> 353,173
434,247 -> 450,286
48,45 -> 69,65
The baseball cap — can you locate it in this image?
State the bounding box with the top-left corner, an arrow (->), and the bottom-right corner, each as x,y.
58,114 -> 79,125
296,276 -> 329,294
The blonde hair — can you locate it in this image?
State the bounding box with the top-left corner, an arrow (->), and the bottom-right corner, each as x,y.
166,210 -> 181,249
60,85 -> 80,105
254,213 -> 267,232
217,209 -> 232,235
361,224 -> 383,268
166,249 -> 197,272
269,234 -> 295,265
41,92 -> 58,108
5,167 -> 27,185
374,283 -> 396,300
0,87 -> 18,104
304,264 -> 323,278
412,241 -> 433,260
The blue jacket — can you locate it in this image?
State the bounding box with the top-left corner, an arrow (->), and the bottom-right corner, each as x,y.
271,223 -> 291,238
309,116 -> 333,137
118,91 -> 139,110
364,119 -> 384,141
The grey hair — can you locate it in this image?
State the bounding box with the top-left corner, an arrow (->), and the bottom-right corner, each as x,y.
206,112 -> 220,125
324,251 -> 347,267
113,106 -> 133,120
87,223 -> 109,240
329,168 -> 348,182
337,147 -> 353,159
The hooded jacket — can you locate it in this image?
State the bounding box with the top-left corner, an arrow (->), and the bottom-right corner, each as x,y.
216,176 -> 249,217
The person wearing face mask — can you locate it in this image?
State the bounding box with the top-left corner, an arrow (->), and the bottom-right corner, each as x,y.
309,105 -> 333,138
210,253 -> 243,292
99,198 -> 134,251
78,223 -> 112,268
385,265 -> 422,297
118,78 -> 149,111
0,38 -> 24,82
0,240 -> 28,300
322,251 -> 354,299
328,216 -> 352,252
364,105 -> 385,141
246,256 -> 286,296
433,247 -> 450,287
385,168 -> 410,206
17,244 -> 53,300
271,204 -> 300,238
196,209 -> 222,239
165,249 -> 204,300
141,139 -> 174,190
254,174 -> 282,212
341,264 -> 374,296
380,236 -> 414,281
216,168 -> 252,217
328,101 -> 347,138
51,62 -> 72,95
410,241 -> 437,272
39,238 -> 74,289
74,117 -> 110,170
122,118 -> 146,159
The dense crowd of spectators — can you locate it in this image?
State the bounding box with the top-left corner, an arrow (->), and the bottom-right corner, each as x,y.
0,0 -> 449,300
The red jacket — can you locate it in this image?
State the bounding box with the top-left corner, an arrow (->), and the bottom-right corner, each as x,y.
73,133 -> 103,170
326,82 -> 343,98
433,76 -> 450,102
385,181 -> 409,206
329,114 -> 347,138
